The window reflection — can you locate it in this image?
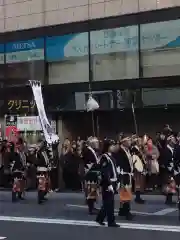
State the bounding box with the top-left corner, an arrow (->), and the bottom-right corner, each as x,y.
141,19 -> 180,77
91,26 -> 139,81
5,61 -> 45,86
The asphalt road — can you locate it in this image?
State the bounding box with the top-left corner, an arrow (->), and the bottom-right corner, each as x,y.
0,192 -> 180,239
0,221 -> 180,240
0,192 -> 179,224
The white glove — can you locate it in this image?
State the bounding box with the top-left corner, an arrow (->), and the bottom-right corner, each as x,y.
116,182 -> 120,191
174,170 -> 179,176
170,162 -> 174,167
168,166 -> 173,171
108,185 -> 114,193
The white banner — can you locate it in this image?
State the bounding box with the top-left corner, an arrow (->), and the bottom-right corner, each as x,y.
29,80 -> 59,144
17,116 -> 42,131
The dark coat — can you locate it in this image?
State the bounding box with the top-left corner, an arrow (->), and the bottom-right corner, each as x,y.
161,146 -> 174,175
114,147 -> 133,186
173,144 -> 180,184
36,150 -> 48,167
173,144 -> 180,172
99,153 -> 118,191
83,147 -> 99,182
11,152 -> 24,172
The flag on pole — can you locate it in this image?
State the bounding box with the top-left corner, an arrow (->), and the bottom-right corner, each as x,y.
29,80 -> 59,144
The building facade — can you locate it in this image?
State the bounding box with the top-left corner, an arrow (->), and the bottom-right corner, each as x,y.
0,0 -> 179,32
0,0 -> 180,139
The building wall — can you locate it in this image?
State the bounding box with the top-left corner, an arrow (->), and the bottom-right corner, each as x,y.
0,0 -> 179,32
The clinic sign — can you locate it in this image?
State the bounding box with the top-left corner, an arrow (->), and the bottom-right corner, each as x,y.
6,38 -> 44,63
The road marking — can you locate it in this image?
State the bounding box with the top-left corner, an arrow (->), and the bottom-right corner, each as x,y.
0,237 -> 6,239
66,204 -> 152,215
0,216 -> 180,232
153,208 -> 177,216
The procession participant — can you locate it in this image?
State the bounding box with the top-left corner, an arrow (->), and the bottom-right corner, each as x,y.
173,133 -> 180,196
0,142 -> 3,187
161,133 -> 176,205
36,139 -> 50,204
96,139 -> 119,227
49,141 -> 59,192
26,144 -> 38,190
131,136 -> 146,204
83,136 -> 100,215
114,134 -> 134,220
16,138 -> 27,198
10,141 -> 25,202
2,141 -> 12,188
45,144 -> 55,193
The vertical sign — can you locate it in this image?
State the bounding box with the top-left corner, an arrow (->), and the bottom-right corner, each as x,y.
4,115 -> 19,141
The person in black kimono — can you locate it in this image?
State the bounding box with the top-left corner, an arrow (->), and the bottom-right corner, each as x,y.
36,140 -> 49,170
161,134 -> 176,205
173,133 -> 180,206
36,139 -> 49,204
114,134 -> 134,220
96,139 -> 119,227
10,141 -> 25,201
49,142 -> 59,191
83,137 -> 100,215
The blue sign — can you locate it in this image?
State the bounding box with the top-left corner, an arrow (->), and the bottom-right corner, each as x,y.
0,44 -> 4,53
6,38 -> 44,63
46,26 -> 139,62
6,38 -> 44,53
46,20 -> 180,62
46,34 -> 76,62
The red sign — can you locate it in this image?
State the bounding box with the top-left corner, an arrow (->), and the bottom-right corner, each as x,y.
5,126 -> 19,142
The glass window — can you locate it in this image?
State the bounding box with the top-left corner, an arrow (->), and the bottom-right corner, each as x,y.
142,88 -> 180,106
47,34 -> 89,84
75,91 -> 114,110
0,64 -> 5,81
141,19 -> 180,77
91,25 -> 139,81
0,44 -> 5,81
5,61 -> 45,86
5,38 -> 44,86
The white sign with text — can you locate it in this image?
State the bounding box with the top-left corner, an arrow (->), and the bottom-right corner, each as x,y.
17,116 -> 42,131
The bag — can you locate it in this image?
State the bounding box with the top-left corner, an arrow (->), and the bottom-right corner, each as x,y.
151,159 -> 159,174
